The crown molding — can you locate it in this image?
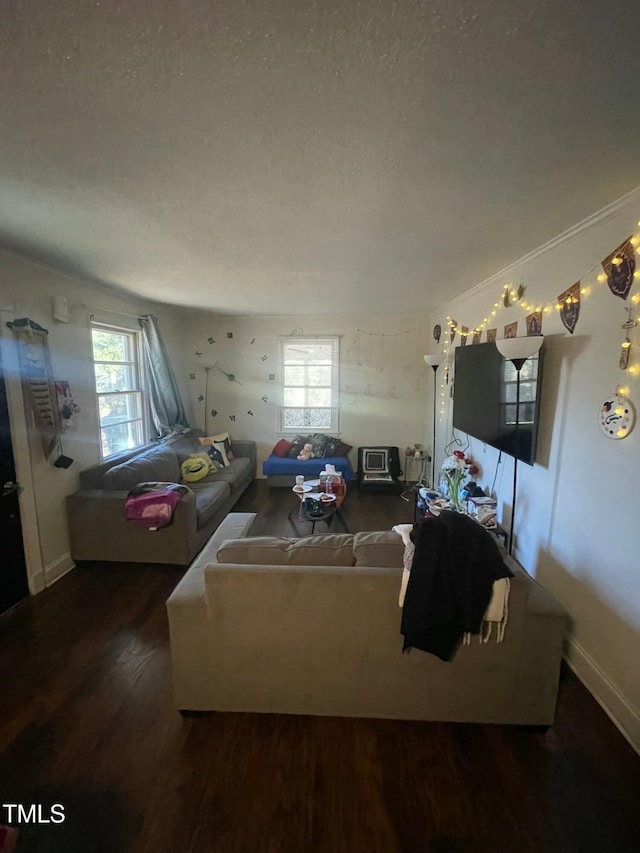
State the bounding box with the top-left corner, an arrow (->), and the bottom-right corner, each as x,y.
439,184 -> 640,312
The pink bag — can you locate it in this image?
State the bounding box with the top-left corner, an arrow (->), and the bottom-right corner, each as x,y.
125,486 -> 184,530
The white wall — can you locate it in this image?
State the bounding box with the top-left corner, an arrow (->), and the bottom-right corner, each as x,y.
179,313 -> 430,475
0,249 -> 188,592
430,189 -> 640,751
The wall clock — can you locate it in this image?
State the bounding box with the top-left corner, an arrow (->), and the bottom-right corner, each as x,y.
599,393 -> 636,439
217,366 -> 243,385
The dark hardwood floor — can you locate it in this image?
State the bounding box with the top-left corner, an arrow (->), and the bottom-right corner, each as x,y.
1,481 -> 639,852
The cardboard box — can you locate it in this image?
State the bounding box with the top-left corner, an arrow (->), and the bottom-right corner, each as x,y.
467,496 -> 497,529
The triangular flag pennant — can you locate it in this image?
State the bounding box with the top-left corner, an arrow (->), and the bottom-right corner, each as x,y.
558,282 -> 581,334
460,326 -> 469,345
526,311 -> 543,336
472,330 -> 482,345
602,237 -> 635,301
486,329 -> 497,343
504,321 -> 518,339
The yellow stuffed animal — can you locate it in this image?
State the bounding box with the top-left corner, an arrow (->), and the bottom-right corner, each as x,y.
297,442 -> 315,461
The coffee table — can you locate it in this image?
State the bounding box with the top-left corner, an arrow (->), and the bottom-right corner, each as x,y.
289,480 -> 348,534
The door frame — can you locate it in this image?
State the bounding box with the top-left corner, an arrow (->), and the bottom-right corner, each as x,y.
0,303 -> 45,594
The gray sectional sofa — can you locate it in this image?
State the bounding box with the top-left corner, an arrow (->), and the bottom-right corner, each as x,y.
67,430 -> 256,565
167,513 -> 568,724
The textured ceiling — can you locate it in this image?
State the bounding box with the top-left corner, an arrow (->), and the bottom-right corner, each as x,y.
1,0 -> 639,315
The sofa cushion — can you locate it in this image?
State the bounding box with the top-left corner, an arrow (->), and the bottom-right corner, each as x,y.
353,531 -> 404,568
187,479 -> 232,529
103,445 -> 181,490
208,456 -> 253,494
216,534 -> 356,566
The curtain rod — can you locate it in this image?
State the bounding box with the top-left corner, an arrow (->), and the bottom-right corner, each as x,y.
86,305 -> 148,322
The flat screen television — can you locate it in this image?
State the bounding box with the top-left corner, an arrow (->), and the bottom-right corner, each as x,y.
452,341 -> 544,466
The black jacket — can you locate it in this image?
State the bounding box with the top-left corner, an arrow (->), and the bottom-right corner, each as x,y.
401,511 -> 512,661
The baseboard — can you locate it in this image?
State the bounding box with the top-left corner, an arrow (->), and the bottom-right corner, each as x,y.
564,634 -> 640,755
29,571 -> 46,595
44,552 -> 76,587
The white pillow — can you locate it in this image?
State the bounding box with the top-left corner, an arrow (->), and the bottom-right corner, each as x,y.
199,433 -> 234,467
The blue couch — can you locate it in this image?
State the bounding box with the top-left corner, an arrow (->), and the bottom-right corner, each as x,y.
262,454 -> 354,487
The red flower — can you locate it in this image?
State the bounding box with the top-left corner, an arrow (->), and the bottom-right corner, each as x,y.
453,450 -> 465,459
470,464 -> 479,475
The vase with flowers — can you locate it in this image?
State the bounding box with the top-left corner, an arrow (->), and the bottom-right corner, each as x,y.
441,451 -> 479,511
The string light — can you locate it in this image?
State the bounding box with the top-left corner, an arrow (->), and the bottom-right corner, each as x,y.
438,228 -> 640,389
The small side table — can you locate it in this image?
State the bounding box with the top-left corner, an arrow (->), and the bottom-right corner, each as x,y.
404,455 -> 427,485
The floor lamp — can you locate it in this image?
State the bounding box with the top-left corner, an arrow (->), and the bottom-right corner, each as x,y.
495,336 -> 543,554
423,355 -> 442,489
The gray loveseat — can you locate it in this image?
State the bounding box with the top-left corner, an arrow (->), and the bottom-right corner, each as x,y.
67,430 -> 256,565
167,513 -> 568,724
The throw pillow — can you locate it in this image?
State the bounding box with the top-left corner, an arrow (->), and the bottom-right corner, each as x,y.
287,434 -> 309,459
322,435 -> 340,457
214,440 -> 232,467
204,445 -> 226,468
272,438 -> 293,458
310,434 -> 331,458
181,456 -> 211,482
200,432 -> 234,467
335,441 -> 353,457
187,452 -> 215,473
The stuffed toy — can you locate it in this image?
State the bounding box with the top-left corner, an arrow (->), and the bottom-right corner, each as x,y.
297,442 -> 315,461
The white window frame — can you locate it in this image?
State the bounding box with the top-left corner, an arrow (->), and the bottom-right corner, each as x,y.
91,322 -> 149,460
278,336 -> 340,433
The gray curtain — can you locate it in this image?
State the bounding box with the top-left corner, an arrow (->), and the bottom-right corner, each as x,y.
139,314 -> 190,436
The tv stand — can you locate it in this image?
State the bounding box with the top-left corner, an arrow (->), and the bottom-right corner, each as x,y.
413,490 -> 510,548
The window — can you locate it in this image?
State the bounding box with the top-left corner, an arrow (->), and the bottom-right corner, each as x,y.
91,324 -> 147,459
279,337 -> 339,432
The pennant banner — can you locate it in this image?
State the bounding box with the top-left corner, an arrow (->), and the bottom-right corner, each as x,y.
558,282 -> 581,334
602,237 -> 635,301
450,322 -> 456,344
472,330 -> 482,345
504,321 -> 518,339
6,318 -> 61,459
526,311 -> 543,336
460,326 -> 469,345
486,328 -> 497,343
